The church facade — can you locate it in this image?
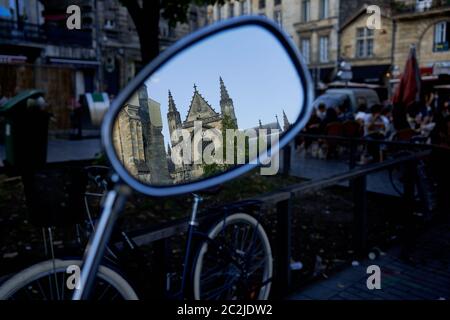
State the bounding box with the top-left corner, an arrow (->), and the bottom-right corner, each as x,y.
167,77 -> 238,183
112,77 -> 290,185
112,77 -> 239,185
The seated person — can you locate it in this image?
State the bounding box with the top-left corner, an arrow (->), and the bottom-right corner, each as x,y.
337,103 -> 354,122
355,103 -> 370,126
363,104 -> 386,162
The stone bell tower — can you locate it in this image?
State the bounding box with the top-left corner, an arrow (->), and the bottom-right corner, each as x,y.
167,90 -> 182,146
138,85 -> 171,185
219,77 -> 237,126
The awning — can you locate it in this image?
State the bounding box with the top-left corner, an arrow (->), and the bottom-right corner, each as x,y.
47,57 -> 100,68
0,54 -> 27,64
351,64 -> 391,84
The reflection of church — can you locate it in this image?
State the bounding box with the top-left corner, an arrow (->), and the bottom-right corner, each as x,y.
112,77 -> 291,185
113,84 -> 171,185
167,77 -> 238,182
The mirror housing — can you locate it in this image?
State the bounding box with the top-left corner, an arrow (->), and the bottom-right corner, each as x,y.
102,16 -> 313,197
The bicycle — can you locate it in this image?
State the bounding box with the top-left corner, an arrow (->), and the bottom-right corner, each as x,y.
0,166 -> 273,300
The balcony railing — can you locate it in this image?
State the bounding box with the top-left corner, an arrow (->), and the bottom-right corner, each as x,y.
393,0 -> 450,14
0,18 -> 46,43
0,18 -> 92,47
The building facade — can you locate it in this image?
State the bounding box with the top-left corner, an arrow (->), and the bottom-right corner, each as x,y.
112,78 -> 239,185
167,78 -> 237,183
0,0 -> 208,133
113,84 -> 171,185
339,4 -> 394,89
97,1 -> 208,96
392,0 -> 450,76
293,0 -> 340,87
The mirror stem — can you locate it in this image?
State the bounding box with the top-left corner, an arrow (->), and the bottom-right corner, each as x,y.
180,194 -> 203,295
73,185 -> 130,300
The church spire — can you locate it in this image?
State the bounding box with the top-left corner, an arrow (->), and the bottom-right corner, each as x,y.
275,114 -> 281,130
219,76 -> 237,125
283,110 -> 290,131
167,90 -> 182,146
220,76 -> 230,102
168,90 -> 177,113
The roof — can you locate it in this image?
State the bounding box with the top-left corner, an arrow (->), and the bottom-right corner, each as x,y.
340,4 -> 391,32
185,86 -> 219,122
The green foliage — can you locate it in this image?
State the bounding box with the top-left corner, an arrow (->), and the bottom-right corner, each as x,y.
161,0 -> 224,27
202,114 -> 235,177
120,0 -> 225,28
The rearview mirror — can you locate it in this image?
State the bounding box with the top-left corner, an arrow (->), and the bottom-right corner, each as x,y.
102,17 -> 313,196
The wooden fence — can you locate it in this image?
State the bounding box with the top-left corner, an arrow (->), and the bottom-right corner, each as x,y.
0,63 -> 74,131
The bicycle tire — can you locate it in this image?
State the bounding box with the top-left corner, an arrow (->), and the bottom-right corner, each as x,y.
0,259 -> 138,300
192,213 -> 273,300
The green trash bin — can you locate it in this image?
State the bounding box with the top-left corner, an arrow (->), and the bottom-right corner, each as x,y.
0,90 -> 50,173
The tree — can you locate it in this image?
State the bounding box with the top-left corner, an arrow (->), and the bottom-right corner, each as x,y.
120,0 -> 224,64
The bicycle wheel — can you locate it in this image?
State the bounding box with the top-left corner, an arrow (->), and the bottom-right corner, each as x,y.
0,259 -> 138,300
193,213 -> 273,300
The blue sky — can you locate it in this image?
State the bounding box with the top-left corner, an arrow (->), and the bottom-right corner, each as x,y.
144,25 -> 305,145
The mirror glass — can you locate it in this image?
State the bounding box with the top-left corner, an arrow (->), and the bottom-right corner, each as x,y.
112,25 -> 305,186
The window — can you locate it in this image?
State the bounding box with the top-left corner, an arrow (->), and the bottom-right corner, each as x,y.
216,5 -> 221,20
274,10 -> 282,26
416,0 -> 432,12
241,1 -> 249,15
434,21 -> 450,52
104,19 -> 116,29
274,0 -> 282,5
320,0 -> 329,19
259,0 -> 265,10
228,2 -> 234,18
301,38 -> 311,63
356,27 -> 375,58
319,36 -> 329,63
302,0 -> 310,22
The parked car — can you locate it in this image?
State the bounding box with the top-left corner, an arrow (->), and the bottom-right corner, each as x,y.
313,88 -> 381,113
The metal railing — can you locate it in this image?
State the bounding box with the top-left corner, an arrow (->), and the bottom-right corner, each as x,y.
393,0 -> 450,14
114,135 -> 442,297
0,18 -> 92,47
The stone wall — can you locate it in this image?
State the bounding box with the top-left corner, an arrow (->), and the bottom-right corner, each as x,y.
394,8 -> 450,68
340,14 -> 393,67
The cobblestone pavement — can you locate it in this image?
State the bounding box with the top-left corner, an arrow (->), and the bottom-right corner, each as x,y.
289,224 -> 450,300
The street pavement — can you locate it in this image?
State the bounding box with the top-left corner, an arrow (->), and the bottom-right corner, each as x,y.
289,223 -> 450,300
288,147 -> 400,196
0,138 -> 102,167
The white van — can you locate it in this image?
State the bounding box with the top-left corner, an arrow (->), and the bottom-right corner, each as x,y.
314,88 -> 381,113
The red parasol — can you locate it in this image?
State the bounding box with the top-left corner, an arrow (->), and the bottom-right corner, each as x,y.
392,46 -> 422,129
392,45 -> 422,109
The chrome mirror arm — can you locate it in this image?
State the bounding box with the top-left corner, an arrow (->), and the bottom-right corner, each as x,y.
73,180 -> 131,300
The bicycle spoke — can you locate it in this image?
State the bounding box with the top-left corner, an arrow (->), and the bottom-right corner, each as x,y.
97,283 -> 113,300
36,279 -> 48,300
61,271 -> 66,300
202,280 -> 237,300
